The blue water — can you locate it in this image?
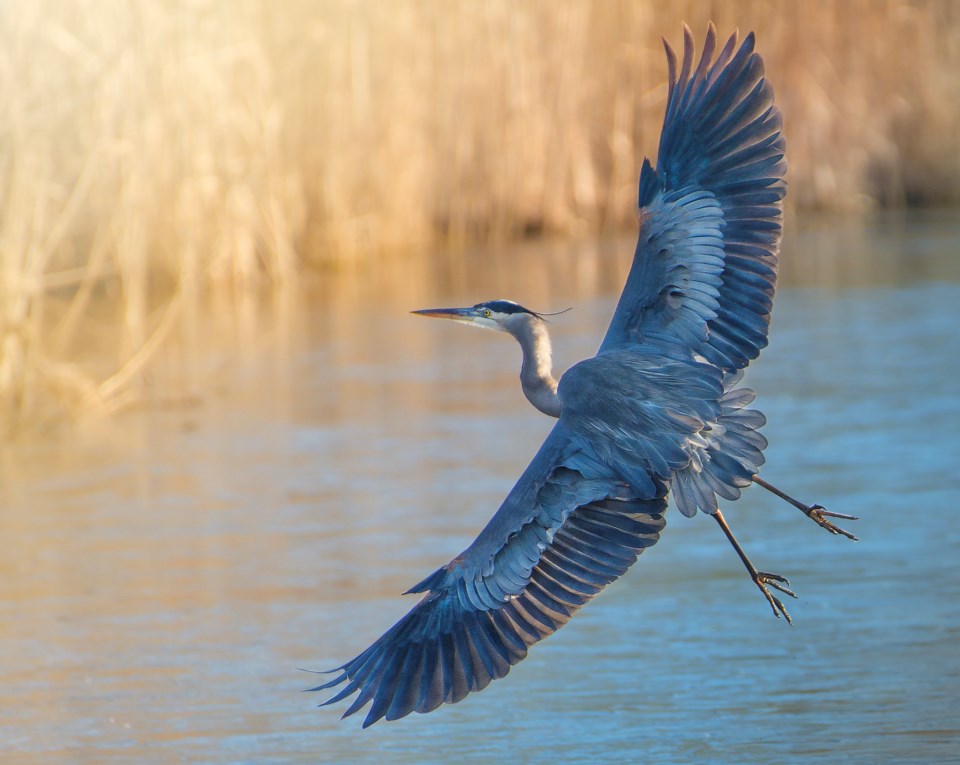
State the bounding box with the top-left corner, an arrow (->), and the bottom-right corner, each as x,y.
1,221 -> 958,764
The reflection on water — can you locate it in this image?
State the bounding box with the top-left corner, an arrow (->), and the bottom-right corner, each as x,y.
1,214 -> 959,764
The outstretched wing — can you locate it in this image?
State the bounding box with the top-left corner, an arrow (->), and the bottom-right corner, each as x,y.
311,422 -> 666,727
599,24 -> 786,371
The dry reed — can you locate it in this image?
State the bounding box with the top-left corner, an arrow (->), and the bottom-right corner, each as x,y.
0,0 -> 958,433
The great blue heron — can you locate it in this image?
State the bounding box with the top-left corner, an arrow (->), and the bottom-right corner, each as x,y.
312,24 -> 856,728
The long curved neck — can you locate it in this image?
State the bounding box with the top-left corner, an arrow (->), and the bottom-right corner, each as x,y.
512,318 -> 562,418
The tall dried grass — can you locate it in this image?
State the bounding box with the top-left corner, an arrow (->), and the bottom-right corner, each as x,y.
0,0 -> 958,432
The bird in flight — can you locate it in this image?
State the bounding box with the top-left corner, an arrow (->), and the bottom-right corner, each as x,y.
311,23 -> 856,728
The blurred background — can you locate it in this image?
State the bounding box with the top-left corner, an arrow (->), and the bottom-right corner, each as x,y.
1,2 -> 959,763
0,0 -> 959,431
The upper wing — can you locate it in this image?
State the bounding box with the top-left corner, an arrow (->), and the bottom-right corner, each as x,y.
311,422 -> 666,727
599,24 -> 786,371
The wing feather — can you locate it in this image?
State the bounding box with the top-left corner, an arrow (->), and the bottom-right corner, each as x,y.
601,24 -> 786,371
311,425 -> 667,727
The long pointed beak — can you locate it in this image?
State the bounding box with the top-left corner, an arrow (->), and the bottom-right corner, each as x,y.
411,307 -> 480,321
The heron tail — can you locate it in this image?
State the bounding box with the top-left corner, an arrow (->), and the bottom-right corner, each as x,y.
670,371 -> 768,517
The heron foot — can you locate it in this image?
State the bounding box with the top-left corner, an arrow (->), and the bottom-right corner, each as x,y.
754,571 -> 796,624
752,477 -> 859,541
805,504 -> 859,541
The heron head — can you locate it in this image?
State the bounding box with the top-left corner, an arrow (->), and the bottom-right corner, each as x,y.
412,300 -> 544,334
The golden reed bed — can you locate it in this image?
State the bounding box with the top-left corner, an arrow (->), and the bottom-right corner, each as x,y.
0,0 -> 957,432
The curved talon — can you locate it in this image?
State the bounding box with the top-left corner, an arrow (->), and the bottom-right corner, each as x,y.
758,570 -> 790,587
755,572 -> 795,623
758,571 -> 796,599
808,504 -> 860,540
814,506 -> 859,520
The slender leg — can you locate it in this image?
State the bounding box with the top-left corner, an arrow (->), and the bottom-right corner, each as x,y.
712,509 -> 797,623
752,476 -> 859,541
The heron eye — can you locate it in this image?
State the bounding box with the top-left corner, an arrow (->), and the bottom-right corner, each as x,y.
483,309 -> 492,318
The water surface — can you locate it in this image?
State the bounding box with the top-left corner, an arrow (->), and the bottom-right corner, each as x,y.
1,213 -> 959,764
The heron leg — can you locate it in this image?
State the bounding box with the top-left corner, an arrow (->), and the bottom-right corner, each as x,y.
752,476 -> 859,541
711,509 -> 796,624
